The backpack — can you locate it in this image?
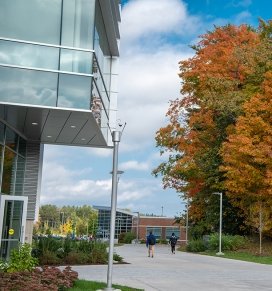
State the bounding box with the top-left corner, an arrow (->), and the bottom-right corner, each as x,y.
149,235 -> 155,245
170,236 -> 177,246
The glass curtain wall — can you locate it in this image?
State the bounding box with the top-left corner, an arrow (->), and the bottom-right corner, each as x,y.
97,209 -> 133,239
0,0 -> 96,111
0,122 -> 26,196
0,122 -> 27,260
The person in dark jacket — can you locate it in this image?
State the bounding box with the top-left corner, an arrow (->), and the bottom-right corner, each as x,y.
169,233 -> 178,254
146,231 -> 156,258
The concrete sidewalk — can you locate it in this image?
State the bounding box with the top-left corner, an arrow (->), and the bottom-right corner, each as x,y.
72,244 -> 272,291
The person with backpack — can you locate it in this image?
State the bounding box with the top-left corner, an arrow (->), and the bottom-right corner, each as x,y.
146,231 -> 156,258
169,233 -> 178,254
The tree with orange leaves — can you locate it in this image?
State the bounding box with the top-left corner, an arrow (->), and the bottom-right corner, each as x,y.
221,71 -> 272,240
153,21 -> 272,236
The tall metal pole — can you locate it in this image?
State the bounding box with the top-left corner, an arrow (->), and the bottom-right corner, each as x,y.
185,204 -> 189,245
137,212 -> 139,242
105,130 -> 121,291
215,192 -> 224,256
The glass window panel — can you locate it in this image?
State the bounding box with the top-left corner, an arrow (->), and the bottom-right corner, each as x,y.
58,74 -> 91,110
5,127 -> 18,151
0,0 -> 61,44
166,227 -> 180,239
0,145 -> 3,183
0,66 -> 58,107
93,57 -> 109,109
95,7 -> 110,56
0,40 -> 59,70
0,123 -> 5,144
18,137 -> 26,157
14,156 -> 25,196
60,49 -> 92,74
2,147 -> 16,195
62,0 -> 95,49
146,227 -> 162,239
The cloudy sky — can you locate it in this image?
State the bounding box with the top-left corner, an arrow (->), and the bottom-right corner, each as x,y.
40,0 -> 271,217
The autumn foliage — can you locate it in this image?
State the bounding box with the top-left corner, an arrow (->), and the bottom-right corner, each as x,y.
153,20 -> 272,236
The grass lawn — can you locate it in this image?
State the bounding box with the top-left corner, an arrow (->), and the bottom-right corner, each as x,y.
201,250 -> 272,265
179,239 -> 272,265
69,279 -> 144,291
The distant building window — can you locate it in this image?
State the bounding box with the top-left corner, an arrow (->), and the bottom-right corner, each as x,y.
146,227 -> 162,239
166,227 -> 180,239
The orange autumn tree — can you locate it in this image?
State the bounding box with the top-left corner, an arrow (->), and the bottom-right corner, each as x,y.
153,23 -> 265,235
221,71 -> 272,237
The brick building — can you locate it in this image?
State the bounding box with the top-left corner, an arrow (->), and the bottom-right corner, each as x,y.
132,216 -> 186,244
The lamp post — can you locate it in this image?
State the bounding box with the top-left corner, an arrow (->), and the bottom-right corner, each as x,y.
181,201 -> 189,245
133,212 -> 140,243
105,130 -> 122,291
213,192 -> 224,256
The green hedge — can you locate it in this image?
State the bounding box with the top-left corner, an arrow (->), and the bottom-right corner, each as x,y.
186,234 -> 247,253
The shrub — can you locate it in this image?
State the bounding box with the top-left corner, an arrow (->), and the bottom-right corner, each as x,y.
186,239 -> 206,252
118,232 -> 136,244
37,237 -> 62,255
76,240 -> 93,253
7,243 -> 38,272
65,251 -> 89,265
113,253 -> 123,263
63,238 -> 76,255
89,243 -> 108,264
0,260 -> 9,272
208,234 -> 247,251
39,250 -> 60,266
0,266 -> 78,290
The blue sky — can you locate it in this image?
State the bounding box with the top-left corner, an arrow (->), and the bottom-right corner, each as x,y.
40,0 -> 271,217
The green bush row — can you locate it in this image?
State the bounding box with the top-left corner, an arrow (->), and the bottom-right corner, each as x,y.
186,234 -> 247,253
118,232 -> 136,244
32,237 -> 109,265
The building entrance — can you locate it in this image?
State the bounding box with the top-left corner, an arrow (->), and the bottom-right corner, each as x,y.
0,195 -> 27,260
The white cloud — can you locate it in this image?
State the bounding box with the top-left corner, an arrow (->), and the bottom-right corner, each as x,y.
121,0 -> 201,43
119,160 -> 149,171
85,147 -> 113,158
118,47 -> 192,152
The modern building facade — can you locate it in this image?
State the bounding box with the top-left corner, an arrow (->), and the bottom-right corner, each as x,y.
0,0 -> 120,259
94,206 -> 133,240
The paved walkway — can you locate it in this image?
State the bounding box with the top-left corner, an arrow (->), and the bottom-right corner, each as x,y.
72,244 -> 272,291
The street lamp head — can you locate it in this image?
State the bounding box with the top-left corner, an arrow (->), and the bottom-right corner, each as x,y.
110,170 -> 124,175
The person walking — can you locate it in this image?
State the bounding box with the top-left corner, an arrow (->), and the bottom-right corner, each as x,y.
169,233 -> 178,254
146,231 -> 156,258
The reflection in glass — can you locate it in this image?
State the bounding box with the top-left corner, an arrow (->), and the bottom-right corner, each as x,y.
58,74 -> 91,110
62,0 -> 95,49
0,200 -> 23,260
0,122 -> 4,144
0,0 -> 61,44
0,145 -> 3,184
95,6 -> 110,56
0,66 -> 58,106
14,156 -> 25,196
0,40 -> 59,70
92,57 -> 109,112
18,137 -> 26,157
60,49 -> 92,74
5,127 -> 18,151
2,148 -> 16,195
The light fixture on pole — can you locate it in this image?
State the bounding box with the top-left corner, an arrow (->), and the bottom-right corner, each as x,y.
213,192 -> 224,256
105,122 -> 126,291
